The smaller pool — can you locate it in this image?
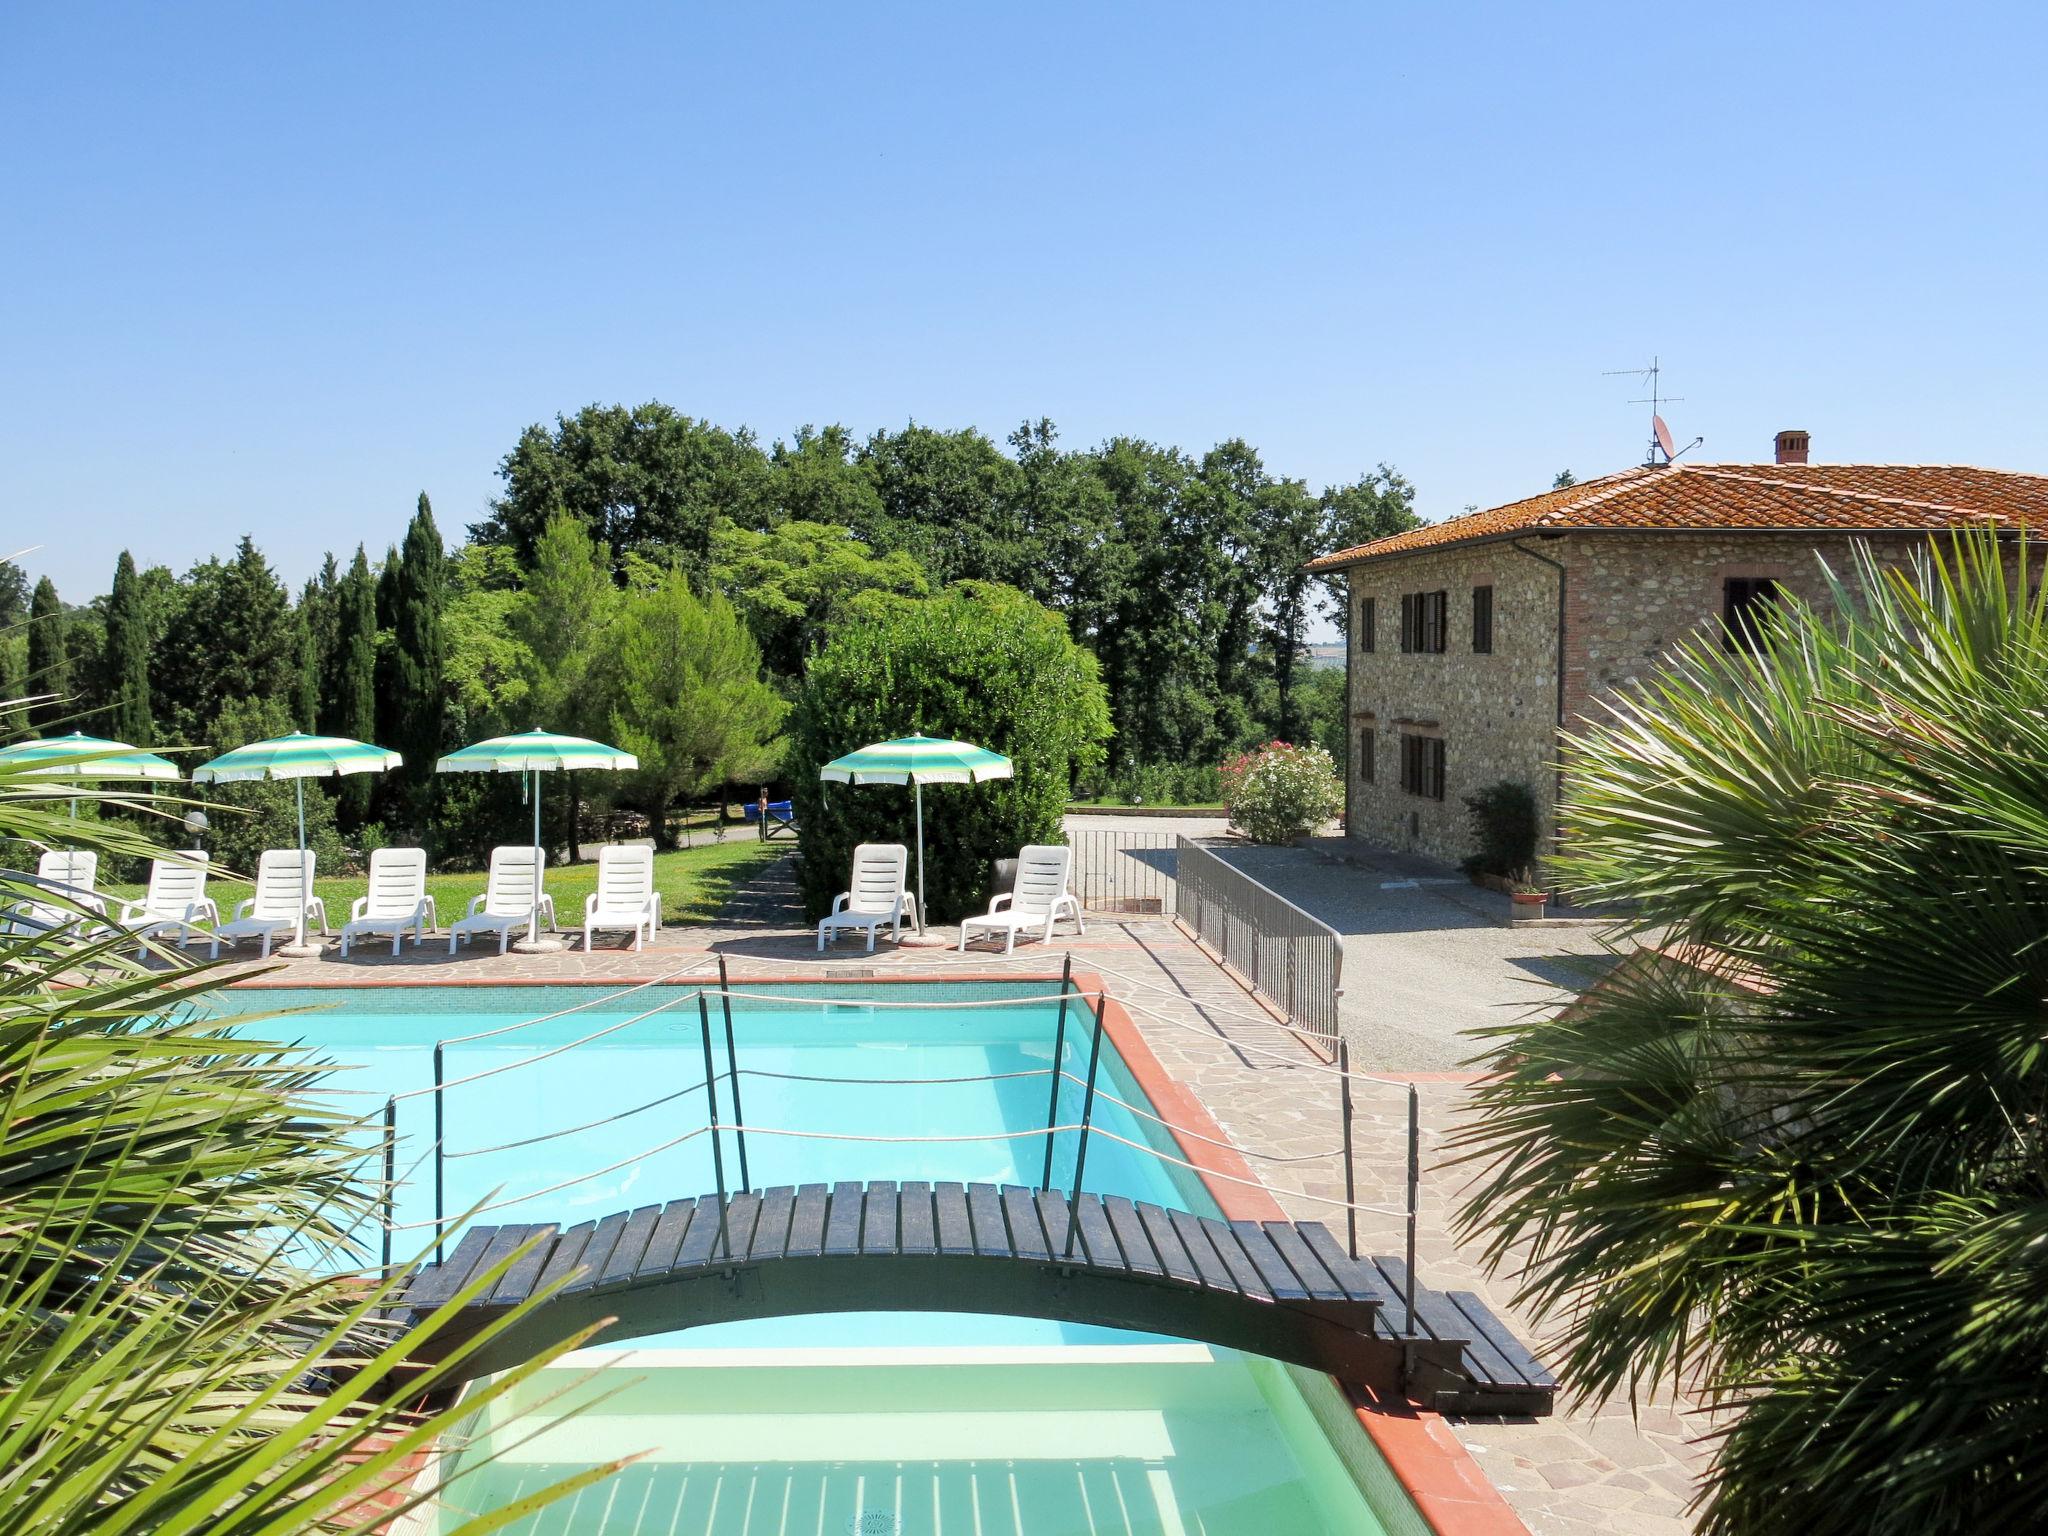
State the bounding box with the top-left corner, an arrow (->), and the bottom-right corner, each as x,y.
427,1346 -> 1399,1535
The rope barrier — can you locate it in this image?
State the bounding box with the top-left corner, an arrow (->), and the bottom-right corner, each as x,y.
386,1124 -> 715,1229
444,1077 -> 713,1159
736,1065 -> 1054,1088
438,963 -> 716,1044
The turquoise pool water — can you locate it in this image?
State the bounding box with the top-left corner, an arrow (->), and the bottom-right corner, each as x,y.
220,983 -> 1403,1533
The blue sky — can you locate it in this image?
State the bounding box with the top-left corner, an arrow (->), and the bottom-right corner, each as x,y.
4,1 -> 2043,618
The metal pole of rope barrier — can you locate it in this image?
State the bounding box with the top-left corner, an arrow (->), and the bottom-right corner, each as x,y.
1338,1041 -> 1358,1260
1063,984 -> 1109,1259
1040,954 -> 1073,1191
431,1042 -> 446,1266
1404,1083 -> 1420,1339
698,991 -> 730,1259
717,954 -> 749,1192
381,1094 -> 397,1275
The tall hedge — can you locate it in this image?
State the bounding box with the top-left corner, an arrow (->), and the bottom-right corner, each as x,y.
789,582 -> 1110,923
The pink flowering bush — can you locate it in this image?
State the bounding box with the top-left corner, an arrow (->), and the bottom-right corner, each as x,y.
1220,740 -> 1344,843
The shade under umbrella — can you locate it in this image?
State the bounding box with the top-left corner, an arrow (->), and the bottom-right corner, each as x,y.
820,735 -> 1014,935
0,731 -> 180,815
435,730 -> 638,951
195,732 -> 402,951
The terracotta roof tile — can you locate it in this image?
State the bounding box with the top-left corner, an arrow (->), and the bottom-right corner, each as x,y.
1306,462 -> 2048,570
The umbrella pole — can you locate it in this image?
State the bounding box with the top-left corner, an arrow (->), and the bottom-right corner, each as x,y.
531,767 -> 542,941
295,779 -> 308,947
915,779 -> 927,935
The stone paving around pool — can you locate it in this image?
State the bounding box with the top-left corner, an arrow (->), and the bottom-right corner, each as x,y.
216,872 -> 1706,1536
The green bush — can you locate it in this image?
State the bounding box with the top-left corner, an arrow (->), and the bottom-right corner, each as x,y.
1460,779 -> 1539,879
1220,741 -> 1343,843
1090,761 -> 1226,806
788,582 -> 1110,922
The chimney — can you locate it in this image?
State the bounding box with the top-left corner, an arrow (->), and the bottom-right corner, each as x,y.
1774,429 -> 1811,466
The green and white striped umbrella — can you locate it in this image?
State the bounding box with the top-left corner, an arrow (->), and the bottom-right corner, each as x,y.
820,736 -> 1013,786
436,730 -> 638,949
193,732 -> 402,783
194,733 -> 402,950
820,736 -> 1013,934
0,731 -> 180,818
0,731 -> 180,780
435,729 -> 638,775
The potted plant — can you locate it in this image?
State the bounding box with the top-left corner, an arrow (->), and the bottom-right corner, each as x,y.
1509,870 -> 1548,921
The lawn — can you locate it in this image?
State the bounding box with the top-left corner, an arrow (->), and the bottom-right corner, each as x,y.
108,839 -> 785,930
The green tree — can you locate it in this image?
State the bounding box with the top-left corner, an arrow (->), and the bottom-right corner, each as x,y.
101,551 -> 153,745
856,423 -> 1031,587
769,423 -> 884,529
25,577 -> 68,729
389,495 -> 447,836
480,402 -> 773,576
507,516 -> 616,858
1456,532 -> 2048,1535
1319,466 -> 1419,634
708,515 -> 928,677
788,582 -> 1110,922
321,546 -> 380,824
608,566 -> 787,848
1251,476 -> 1327,743
155,538 -> 295,742
202,694 -> 347,875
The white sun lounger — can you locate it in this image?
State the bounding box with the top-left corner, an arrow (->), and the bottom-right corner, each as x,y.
5,849 -> 104,936
816,842 -> 917,952
340,847 -> 436,957
211,849 -> 327,958
958,844 -> 1084,954
449,845 -> 555,954
115,850 -> 218,956
581,844 -> 659,951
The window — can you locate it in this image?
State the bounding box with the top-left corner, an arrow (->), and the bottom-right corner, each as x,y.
1399,733 -> 1445,800
1723,577 -> 1782,652
1359,726 -> 1376,784
1399,590 -> 1448,653
1358,596 -> 1375,653
1471,584 -> 1494,654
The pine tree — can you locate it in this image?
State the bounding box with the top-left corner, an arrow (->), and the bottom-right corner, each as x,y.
103,552 -> 152,745
390,495 -> 447,836
26,578 -> 67,730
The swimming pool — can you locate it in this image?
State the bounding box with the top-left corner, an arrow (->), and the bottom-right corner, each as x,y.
225,981 -> 1413,1533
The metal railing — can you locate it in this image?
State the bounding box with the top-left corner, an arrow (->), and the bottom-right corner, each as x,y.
1065,829 -> 1178,915
1174,837 -> 1344,1054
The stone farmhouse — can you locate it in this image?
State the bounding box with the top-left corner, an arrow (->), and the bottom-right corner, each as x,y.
1306,432 -> 2048,868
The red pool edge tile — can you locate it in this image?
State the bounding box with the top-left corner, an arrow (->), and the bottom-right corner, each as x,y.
261,964 -> 1530,1536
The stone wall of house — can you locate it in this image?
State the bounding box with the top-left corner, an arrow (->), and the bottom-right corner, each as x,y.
1344,531 -> 1933,868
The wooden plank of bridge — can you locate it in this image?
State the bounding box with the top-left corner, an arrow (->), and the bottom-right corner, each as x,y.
933,1182 -> 973,1256
404,1227 -> 496,1311
1370,1256 -> 1484,1365
1295,1224 -> 1390,1309
532,1220 -> 596,1297
898,1181 -> 936,1255
1136,1202 -> 1202,1287
675,1197 -> 727,1270
491,1223 -> 560,1305
721,1192 -> 763,1260
1230,1221 -> 1310,1302
823,1182 -> 864,1257
1001,1186 -> 1050,1261
599,1205 -> 663,1287
1197,1216 -> 1271,1302
637,1201 -> 697,1278
966,1184 -> 1010,1258
787,1183 -> 828,1258
1260,1221 -> 1351,1305
750,1187 -> 794,1262
1448,1290 -> 1557,1393
1102,1196 -> 1163,1278
1071,1192 -> 1122,1269
1166,1208 -> 1239,1294
464,1225 -> 546,1306
861,1182 -> 899,1254
565,1212 -> 631,1296
1034,1189 -> 1074,1256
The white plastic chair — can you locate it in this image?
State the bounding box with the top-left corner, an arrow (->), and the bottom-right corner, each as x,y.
5,850 -> 104,936
958,844 -> 1084,954
816,843 -> 916,952
581,844 -> 659,952
449,846 -> 555,954
340,848 -> 435,957
211,850 -> 327,958
116,851 -> 217,956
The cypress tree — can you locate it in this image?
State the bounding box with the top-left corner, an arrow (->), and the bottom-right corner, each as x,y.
26,578 -> 67,730
391,495 -> 446,835
334,547 -> 379,824
103,551 -> 153,745
291,601 -> 319,732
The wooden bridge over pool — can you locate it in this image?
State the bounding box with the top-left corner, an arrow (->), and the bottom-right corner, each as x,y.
392,1179 -> 1555,1415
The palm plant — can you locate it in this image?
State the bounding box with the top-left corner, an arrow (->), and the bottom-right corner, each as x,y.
1454,531 -> 2048,1535
0,748 -> 626,1533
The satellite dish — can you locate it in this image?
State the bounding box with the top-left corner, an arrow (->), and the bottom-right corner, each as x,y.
1653,414 -> 1677,462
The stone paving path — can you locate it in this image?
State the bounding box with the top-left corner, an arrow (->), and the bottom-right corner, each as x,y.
225,872 -> 1704,1535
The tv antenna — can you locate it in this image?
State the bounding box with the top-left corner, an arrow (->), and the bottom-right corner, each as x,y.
1601,356 -> 1702,466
